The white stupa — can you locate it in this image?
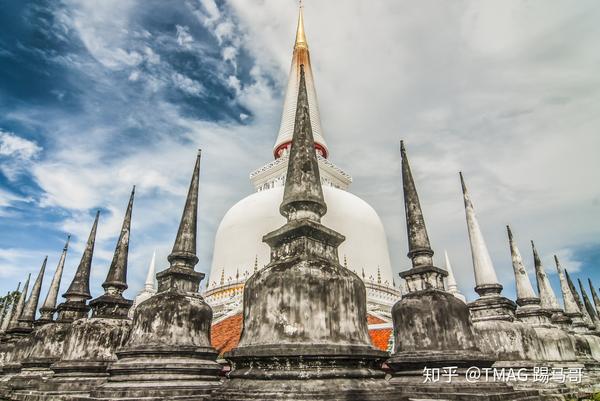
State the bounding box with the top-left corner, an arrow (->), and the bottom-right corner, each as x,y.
129,251 -> 157,318
205,6 -> 399,322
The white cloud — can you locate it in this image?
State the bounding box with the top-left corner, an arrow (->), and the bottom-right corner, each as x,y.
0,130 -> 41,160
0,130 -> 42,181
176,25 -> 194,49
171,72 -> 204,96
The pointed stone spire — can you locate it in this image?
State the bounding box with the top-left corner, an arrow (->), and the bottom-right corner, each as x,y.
397,142 -> 446,293
144,250 -> 157,292
280,64 -> 327,223
0,282 -> 20,333
565,269 -> 595,328
38,235 -> 70,323
578,278 -> 599,326
507,227 -> 538,304
531,241 -> 561,313
102,186 -> 135,292
89,190 -> 135,319
444,250 -> 466,302
589,278 -> 600,314
8,273 -> 30,331
56,212 -> 100,322
156,150 -> 205,293
401,141 -> 433,268
64,211 -> 100,301
554,255 -> 583,328
0,291 -> 12,334
18,256 -> 47,327
460,173 -> 501,296
168,150 -> 200,270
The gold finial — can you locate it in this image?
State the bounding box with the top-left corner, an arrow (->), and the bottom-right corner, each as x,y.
294,2 -> 308,50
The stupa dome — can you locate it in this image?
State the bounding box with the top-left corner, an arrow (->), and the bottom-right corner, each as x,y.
208,185 -> 394,289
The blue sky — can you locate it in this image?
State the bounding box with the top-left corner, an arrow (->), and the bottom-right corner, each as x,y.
0,0 -> 599,308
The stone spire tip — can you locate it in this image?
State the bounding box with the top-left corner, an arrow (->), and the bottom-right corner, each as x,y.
399,140 -> 434,269
102,187 -> 135,292
167,151 -> 202,270
63,211 -> 100,301
279,62 -> 326,222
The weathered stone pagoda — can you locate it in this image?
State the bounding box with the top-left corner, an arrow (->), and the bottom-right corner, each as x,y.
30,188 -> 137,398
0,274 -> 31,379
86,151 -> 221,400
387,142 -> 535,400
460,174 -> 541,363
16,213 -> 99,384
211,65 -> 396,401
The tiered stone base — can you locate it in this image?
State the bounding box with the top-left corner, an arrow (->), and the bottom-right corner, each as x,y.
82,346 -> 221,401
387,351 -> 542,401
7,361 -> 110,401
211,344 -> 401,401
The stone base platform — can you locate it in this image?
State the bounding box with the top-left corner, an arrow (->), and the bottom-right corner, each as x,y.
79,345 -> 222,401
210,377 -> 407,401
211,344 -> 402,401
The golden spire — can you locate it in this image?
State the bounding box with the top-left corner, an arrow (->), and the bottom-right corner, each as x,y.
294,2 -> 308,50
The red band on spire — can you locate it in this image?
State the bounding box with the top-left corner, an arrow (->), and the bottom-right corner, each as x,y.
274,141 -> 328,159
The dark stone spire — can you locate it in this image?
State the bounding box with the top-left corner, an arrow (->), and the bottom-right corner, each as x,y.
578,278 -> 599,324
86,152 -> 220,400
17,256 -> 47,329
565,269 -> 595,328
388,143 -> 496,399
37,235 -> 70,324
7,274 -> 30,332
89,188 -> 135,319
0,291 -> 10,334
157,150 -> 204,293
63,211 -> 100,301
397,141 -> 446,292
279,64 -> 327,223
400,140 -> 433,269
56,212 -> 99,322
531,241 -> 561,313
169,150 -> 201,266
103,186 -> 134,291
588,278 -> 600,313
0,282 -> 21,333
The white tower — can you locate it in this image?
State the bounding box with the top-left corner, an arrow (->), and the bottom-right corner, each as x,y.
205,6 -> 399,322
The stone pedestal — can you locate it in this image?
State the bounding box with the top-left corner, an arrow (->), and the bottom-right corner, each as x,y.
212,261 -> 397,401
14,321 -> 72,389
469,287 -> 543,362
388,288 -> 536,400
0,334 -> 32,397
14,318 -> 132,400
212,209 -> 399,401
86,283 -> 221,400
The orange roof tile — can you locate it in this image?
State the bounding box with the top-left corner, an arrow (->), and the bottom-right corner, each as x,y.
211,314 -> 243,356
211,313 -> 392,355
369,328 -> 392,351
367,314 -> 388,325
